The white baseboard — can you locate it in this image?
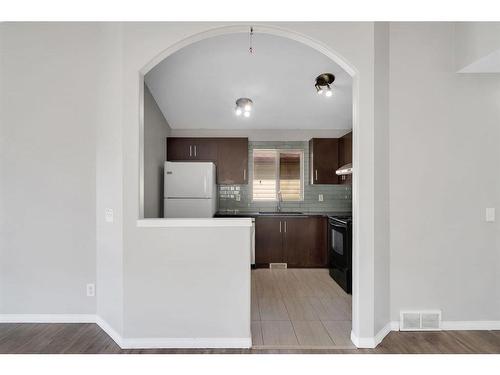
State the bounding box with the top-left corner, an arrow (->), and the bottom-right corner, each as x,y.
120,337 -> 252,349
0,314 -> 252,349
441,321 -> 500,330
351,319 -> 500,349
0,314 -> 96,323
94,316 -> 123,348
351,321 -> 399,349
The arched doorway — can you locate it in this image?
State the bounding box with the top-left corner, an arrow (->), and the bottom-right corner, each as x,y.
138,24 -> 362,347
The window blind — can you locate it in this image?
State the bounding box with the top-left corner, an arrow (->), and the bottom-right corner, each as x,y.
253,150 -> 277,200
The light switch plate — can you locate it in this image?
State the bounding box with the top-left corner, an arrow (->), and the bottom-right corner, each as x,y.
318,194 -> 324,202
105,208 -> 114,223
486,208 -> 495,222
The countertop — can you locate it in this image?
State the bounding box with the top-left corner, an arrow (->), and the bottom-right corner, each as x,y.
214,210 -> 352,218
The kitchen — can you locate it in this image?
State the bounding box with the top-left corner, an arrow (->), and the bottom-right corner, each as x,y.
143,30 -> 354,348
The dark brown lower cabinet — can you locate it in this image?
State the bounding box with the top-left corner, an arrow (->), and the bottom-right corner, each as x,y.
255,217 -> 284,265
255,216 -> 328,268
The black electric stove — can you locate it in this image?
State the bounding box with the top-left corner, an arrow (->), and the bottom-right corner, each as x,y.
327,215 -> 352,294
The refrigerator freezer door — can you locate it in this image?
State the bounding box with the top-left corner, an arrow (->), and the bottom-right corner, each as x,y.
164,198 -> 216,218
164,161 -> 215,199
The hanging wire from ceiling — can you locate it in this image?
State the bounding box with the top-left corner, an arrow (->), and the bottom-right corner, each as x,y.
249,26 -> 254,55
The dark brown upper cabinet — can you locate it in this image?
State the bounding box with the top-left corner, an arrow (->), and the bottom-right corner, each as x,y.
217,138 -> 248,184
166,137 -> 194,161
309,138 -> 339,184
166,137 -> 248,184
167,137 -> 218,162
338,131 -> 352,185
255,216 -> 328,268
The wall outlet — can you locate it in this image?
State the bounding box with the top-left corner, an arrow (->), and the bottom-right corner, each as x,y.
105,208 -> 114,223
486,208 -> 495,222
318,194 -> 324,202
86,283 -> 95,297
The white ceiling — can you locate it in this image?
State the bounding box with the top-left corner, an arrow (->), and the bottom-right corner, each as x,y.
145,32 -> 352,130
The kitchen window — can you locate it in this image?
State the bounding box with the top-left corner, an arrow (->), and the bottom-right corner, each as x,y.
252,149 -> 304,201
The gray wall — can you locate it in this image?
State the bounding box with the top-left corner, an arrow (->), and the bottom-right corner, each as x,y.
218,140 -> 352,213
389,23 -> 500,322
95,24 -> 124,333
143,85 -> 171,218
7,22 -> 497,343
0,23 -> 102,314
373,23 -> 391,333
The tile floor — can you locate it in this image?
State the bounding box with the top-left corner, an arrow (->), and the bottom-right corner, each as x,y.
251,268 -> 354,349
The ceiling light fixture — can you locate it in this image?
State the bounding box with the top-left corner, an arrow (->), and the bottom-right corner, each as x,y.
235,98 -> 253,118
315,73 -> 335,97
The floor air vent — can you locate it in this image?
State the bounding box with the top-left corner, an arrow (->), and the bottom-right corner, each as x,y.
269,263 -> 287,269
400,310 -> 441,331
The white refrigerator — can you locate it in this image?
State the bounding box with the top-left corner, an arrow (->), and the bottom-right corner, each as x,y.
163,161 -> 217,218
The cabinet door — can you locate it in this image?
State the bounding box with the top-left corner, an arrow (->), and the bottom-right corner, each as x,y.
255,217 -> 283,266
217,138 -> 248,184
338,132 -> 352,185
342,131 -> 352,165
167,138 -> 193,161
309,138 -> 339,184
192,138 -> 218,161
306,217 -> 328,267
283,217 -> 311,267
283,217 -> 328,268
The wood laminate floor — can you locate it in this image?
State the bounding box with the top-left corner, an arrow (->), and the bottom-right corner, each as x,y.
1,323 -> 499,354
1,268 -> 499,354
251,268 -> 354,349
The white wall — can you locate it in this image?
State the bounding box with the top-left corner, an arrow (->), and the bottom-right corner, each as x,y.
0,23 -> 102,314
454,22 -> 500,72
389,23 -> 500,323
95,24 -> 124,335
124,224 -> 251,343
143,84 -> 170,218
373,22 -> 391,333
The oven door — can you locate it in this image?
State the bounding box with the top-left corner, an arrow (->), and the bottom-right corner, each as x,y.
329,219 -> 348,268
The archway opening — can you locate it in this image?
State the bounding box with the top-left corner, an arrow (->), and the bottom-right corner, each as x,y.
138,24 -> 361,349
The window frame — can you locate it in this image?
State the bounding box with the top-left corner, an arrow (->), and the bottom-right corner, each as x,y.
251,148 -> 304,202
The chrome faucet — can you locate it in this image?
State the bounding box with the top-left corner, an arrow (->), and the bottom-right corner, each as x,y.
277,191 -> 283,212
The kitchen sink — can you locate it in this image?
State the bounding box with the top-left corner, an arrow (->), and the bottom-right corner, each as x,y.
258,211 -> 304,215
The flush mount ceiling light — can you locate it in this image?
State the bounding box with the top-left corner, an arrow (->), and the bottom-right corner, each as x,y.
235,98 -> 253,118
315,73 -> 335,97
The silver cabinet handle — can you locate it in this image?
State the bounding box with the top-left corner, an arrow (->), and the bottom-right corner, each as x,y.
315,169 -> 318,181
189,145 -> 192,157
243,168 -> 246,181
279,221 -> 282,233
284,221 -> 287,233
194,145 -> 197,157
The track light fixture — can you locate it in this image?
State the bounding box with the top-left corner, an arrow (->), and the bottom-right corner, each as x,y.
315,73 -> 335,97
235,98 -> 253,118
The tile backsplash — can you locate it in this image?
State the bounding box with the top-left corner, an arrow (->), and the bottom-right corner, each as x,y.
218,141 -> 352,212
